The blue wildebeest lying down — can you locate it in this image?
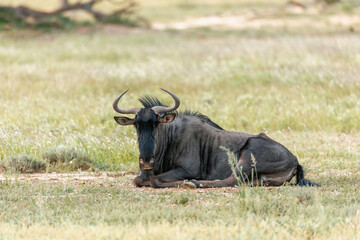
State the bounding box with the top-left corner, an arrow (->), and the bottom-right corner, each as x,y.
113,89 -> 317,188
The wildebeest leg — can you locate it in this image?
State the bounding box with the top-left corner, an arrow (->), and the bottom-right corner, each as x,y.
133,170 -> 151,187
184,175 -> 237,188
237,137 -> 299,186
182,150 -> 255,188
155,167 -> 193,182
149,167 -> 194,188
186,140 -> 298,188
150,177 -> 185,188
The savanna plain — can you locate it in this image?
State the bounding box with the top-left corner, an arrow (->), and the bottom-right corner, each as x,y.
0,0 -> 359,239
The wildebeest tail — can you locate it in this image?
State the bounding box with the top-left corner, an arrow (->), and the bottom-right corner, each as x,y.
296,165 -> 319,187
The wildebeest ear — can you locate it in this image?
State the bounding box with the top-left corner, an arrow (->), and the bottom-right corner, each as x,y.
114,116 -> 135,125
158,114 -> 176,124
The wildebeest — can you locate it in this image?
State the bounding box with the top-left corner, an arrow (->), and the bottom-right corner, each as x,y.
113,89 -> 317,188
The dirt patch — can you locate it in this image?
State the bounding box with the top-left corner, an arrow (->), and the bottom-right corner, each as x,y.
329,15 -> 360,26
152,14 -> 360,31
0,172 -> 240,193
0,172 -> 135,185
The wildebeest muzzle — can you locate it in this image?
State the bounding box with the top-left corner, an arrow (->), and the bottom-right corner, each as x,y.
139,157 -> 155,171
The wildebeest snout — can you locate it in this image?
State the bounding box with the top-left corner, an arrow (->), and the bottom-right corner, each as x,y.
139,157 -> 154,171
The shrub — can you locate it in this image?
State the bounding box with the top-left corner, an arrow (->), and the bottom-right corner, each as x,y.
42,145 -> 95,171
0,154 -> 47,173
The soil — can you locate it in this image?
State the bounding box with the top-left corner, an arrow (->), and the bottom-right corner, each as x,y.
0,172 -> 240,193
152,14 -> 360,31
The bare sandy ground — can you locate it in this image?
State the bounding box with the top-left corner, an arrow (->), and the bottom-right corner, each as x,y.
87,13 -> 360,35
0,171 -> 135,185
152,14 -> 360,30
0,172 -> 239,193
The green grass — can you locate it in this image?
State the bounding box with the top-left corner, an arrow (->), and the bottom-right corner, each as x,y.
1,32 -> 359,168
0,177 -> 359,239
0,154 -> 47,173
0,0 -> 360,238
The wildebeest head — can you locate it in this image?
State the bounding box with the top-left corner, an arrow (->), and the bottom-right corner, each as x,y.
113,88 -> 180,171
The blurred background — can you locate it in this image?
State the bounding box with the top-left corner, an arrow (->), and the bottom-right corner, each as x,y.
1,0 -> 360,32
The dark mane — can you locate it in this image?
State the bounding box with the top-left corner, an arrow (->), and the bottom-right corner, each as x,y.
138,95 -> 167,109
178,110 -> 223,130
138,95 -> 223,130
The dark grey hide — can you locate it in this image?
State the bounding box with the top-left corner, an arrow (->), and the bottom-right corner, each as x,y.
115,95 -> 317,188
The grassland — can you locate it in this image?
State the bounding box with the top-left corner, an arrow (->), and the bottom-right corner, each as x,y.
0,173 -> 359,239
0,0 -> 360,239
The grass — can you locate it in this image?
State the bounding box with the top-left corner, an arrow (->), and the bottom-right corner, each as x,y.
0,154 -> 47,173
0,177 -> 359,239
1,32 -> 359,168
0,0 -> 360,239
42,145 -> 95,171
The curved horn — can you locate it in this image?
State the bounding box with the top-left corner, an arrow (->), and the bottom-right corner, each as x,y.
113,89 -> 141,115
152,88 -> 180,114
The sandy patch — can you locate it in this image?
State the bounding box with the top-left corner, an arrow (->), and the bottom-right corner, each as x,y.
0,172 -> 241,193
152,14 -> 360,31
0,172 -> 135,184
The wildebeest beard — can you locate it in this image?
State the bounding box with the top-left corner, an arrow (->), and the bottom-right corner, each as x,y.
137,124 -> 156,161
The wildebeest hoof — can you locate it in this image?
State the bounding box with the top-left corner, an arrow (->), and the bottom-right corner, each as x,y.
189,179 -> 203,188
133,176 -> 150,187
150,179 -> 161,188
133,176 -> 144,187
181,180 -> 197,189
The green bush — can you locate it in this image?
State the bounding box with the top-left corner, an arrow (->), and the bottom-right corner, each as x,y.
0,154 -> 47,173
42,145 -> 95,172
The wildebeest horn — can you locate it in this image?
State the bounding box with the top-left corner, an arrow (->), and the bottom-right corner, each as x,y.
113,89 -> 141,115
152,88 -> 180,114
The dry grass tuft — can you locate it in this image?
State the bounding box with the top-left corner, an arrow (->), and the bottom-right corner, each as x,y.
0,154 -> 47,173
42,145 -> 95,171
